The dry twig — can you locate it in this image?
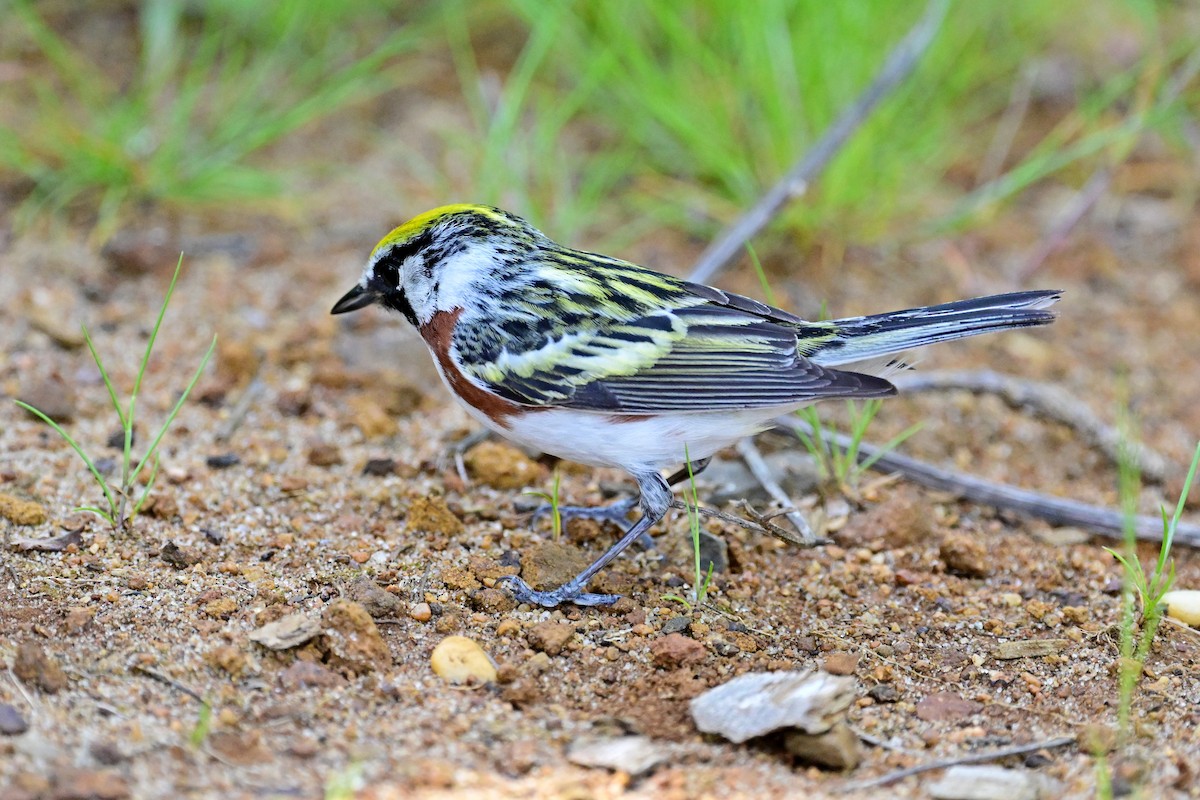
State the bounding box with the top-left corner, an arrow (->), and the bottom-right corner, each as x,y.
893,369 -> 1170,482
840,735 -> 1076,792
773,418 -> 1200,547
668,498 -> 816,548
735,438 -> 816,544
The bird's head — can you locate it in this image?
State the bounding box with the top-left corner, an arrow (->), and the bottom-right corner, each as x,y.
331,204 -> 538,326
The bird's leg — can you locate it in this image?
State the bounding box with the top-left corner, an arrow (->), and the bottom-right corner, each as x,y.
501,471 -> 672,607
528,457 -> 711,549
530,497 -> 638,529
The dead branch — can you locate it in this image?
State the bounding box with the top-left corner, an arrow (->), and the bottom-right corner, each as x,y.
687,0 -> 949,285
773,418 -> 1200,547
892,369 -> 1170,482
669,498 -> 818,548
735,438 -> 816,545
840,735 -> 1076,792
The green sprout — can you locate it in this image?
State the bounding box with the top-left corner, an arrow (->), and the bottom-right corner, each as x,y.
795,399 -> 922,491
1104,437 -> 1200,745
524,469 -> 563,541
15,255 -> 216,530
663,445 -> 715,611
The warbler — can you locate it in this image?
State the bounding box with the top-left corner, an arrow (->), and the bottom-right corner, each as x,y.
332,204 -> 1059,608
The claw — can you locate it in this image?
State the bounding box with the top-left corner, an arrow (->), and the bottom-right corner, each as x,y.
497,575 -> 621,608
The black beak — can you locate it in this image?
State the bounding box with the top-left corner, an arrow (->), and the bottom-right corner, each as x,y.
331,284 -> 381,314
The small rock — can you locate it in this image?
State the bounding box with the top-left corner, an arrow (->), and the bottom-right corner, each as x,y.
469,587 -> 516,613
940,533 -> 990,577
430,636 -> 497,685
463,441 -> 545,489
26,286 -> 86,349
0,493 -> 49,526
0,702 -> 28,735
662,616 -> 691,635
49,767 -> 130,800
362,458 -> 396,476
405,495 -> 463,536
519,541 -> 591,592
160,541 -> 200,569
409,602 -> 433,622
567,736 -> 673,777
994,639 -> 1069,660
18,373 -> 77,423
526,621 -> 575,656
822,651 -> 859,676
784,721 -> 861,770
207,730 -> 272,767
249,612 -> 322,650
203,597 -> 237,619
690,671 -> 855,743
205,453 -> 241,469
650,633 -> 706,669
319,600 -> 391,675
102,225 -> 178,275
697,530 -> 728,574
13,641 -> 68,693
916,691 -> 982,722
205,645 -> 248,678
929,765 -> 1060,800
88,741 -> 125,766
307,440 -> 343,467
1162,590 -> 1200,627
868,684 -> 900,703
347,395 -> 398,439
279,660 -> 346,690
347,576 -> 402,619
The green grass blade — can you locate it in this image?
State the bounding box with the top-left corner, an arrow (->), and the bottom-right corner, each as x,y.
81,323 -> 126,428
14,400 -> 119,516
131,333 -> 217,482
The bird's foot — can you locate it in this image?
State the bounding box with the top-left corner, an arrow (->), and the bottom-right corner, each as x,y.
497,575 -> 620,608
529,497 -> 637,527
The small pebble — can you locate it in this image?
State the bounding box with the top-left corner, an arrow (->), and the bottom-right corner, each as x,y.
662,616 -> 691,635
0,493 -> 48,526
409,602 -> 433,622
784,721 -> 861,770
1162,590 -> 1200,627
362,458 -> 396,476
206,453 -> 241,469
929,765 -> 1060,800
0,703 -> 28,735
430,636 -> 497,684
691,670 -> 855,743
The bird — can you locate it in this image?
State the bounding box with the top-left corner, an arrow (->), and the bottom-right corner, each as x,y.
332,204 -> 1060,608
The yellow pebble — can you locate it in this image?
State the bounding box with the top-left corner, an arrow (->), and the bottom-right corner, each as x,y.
430,636 -> 497,685
1162,590 -> 1200,627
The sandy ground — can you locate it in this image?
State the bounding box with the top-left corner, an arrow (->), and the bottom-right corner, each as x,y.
3,63 -> 1200,800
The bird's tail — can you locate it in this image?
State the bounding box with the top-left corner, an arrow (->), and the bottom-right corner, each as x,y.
805,290 -> 1061,372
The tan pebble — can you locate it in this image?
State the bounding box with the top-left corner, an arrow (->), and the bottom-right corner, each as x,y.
409,602 -> 433,622
496,619 -> 521,637
430,636 -> 497,684
1162,590 -> 1200,627
349,551 -> 370,564
0,493 -> 48,526
1000,593 -> 1023,607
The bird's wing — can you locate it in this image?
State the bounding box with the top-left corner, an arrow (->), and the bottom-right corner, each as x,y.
453,296 -> 895,413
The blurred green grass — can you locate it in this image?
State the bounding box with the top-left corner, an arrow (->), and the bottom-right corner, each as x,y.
0,0 -> 1196,247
